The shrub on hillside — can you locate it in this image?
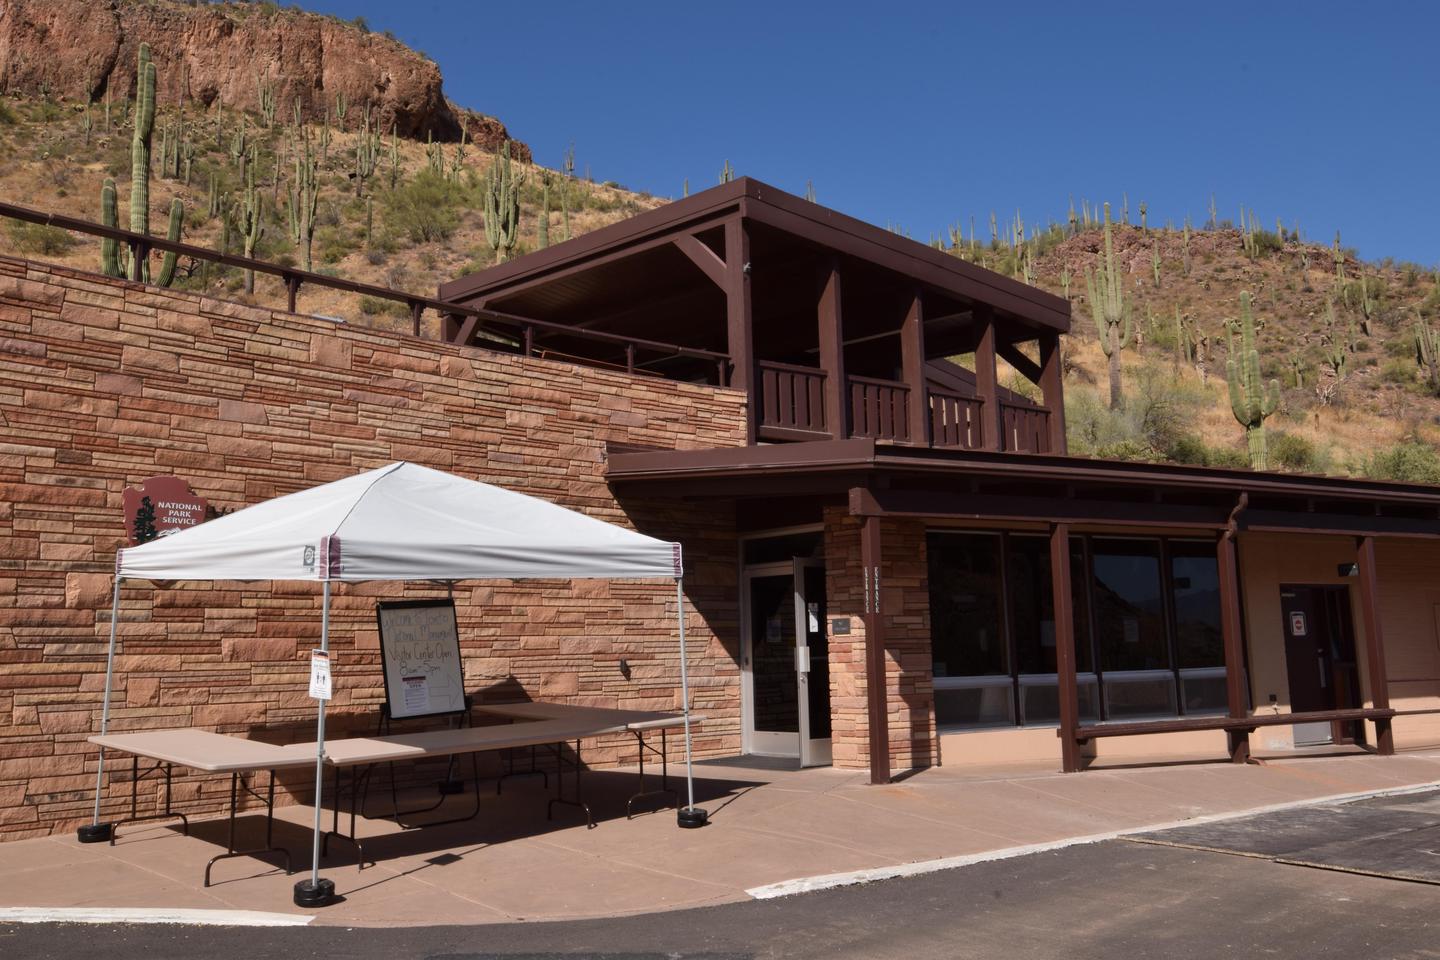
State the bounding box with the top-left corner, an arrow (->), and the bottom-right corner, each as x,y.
4,219 -> 75,255
1270,432 -> 1326,473
385,170 -> 462,244
1366,441 -> 1440,484
1380,358 -> 1417,385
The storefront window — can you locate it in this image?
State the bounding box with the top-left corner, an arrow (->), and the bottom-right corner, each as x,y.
927,533 -> 1006,677
926,530 -> 1230,730
1092,539 -> 1169,672
1008,535 -> 1093,675
1170,540 -> 1224,668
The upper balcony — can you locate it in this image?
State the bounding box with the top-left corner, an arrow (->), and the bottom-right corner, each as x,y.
439,178 -> 1070,454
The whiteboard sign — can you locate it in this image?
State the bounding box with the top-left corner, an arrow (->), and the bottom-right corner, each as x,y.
309,650 -> 332,701
376,600 -> 466,719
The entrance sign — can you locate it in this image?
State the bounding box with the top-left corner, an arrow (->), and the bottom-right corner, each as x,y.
122,476 -> 209,546
308,650 -> 332,700
376,599 -> 466,719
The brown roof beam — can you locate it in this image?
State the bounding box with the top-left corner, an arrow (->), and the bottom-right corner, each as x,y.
849,486 -> 1230,529
445,211 -> 739,305
995,340 -> 1042,384
671,234 -> 727,289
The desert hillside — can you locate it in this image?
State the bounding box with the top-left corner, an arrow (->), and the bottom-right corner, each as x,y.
950,207 -> 1440,481
0,2 -> 1436,484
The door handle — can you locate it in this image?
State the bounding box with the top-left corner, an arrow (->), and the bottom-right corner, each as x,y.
795,646 -> 811,673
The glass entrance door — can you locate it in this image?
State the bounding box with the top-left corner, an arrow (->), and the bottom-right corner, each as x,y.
794,559 -> 832,766
742,561 -> 832,764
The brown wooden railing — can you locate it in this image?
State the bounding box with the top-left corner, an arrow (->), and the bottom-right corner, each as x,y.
0,201 -> 731,384
1001,401 -> 1051,454
757,360 -> 827,438
929,389 -> 985,450
848,375 -> 910,443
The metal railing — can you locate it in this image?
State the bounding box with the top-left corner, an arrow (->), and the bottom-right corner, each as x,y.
0,201 -> 731,385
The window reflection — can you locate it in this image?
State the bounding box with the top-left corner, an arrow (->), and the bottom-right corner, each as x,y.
925,532 -> 1229,729
1092,539 -> 1168,672
927,533 -> 1006,677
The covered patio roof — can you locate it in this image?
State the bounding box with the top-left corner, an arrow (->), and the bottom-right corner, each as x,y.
605,439 -> 1440,538
437,178 -> 1069,379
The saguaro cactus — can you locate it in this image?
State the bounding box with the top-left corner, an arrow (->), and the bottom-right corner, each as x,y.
233,164 -> 264,293
128,43 -> 157,281
537,173 -> 550,250
286,125 -> 319,270
1416,315 -> 1440,394
353,108 -> 380,197
1085,202 -> 1131,409
156,199 -> 183,287
100,178 -> 123,278
482,141 -> 524,264
1226,292 -> 1281,469
100,43 -> 181,287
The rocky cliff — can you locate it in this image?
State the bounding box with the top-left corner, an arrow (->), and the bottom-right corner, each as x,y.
0,0 -> 527,157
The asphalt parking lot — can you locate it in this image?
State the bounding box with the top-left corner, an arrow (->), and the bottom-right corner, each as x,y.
4,790 -> 1439,960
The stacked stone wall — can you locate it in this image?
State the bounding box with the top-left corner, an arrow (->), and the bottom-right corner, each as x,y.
0,256 -> 748,840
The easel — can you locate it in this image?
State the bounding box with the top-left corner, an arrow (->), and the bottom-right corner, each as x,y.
360,590 -> 482,829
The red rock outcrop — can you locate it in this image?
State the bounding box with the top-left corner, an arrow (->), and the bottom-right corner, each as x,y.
0,0 -> 528,157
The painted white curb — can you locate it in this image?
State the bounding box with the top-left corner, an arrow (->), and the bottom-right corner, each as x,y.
746,779 -> 1440,899
0,907 -> 314,927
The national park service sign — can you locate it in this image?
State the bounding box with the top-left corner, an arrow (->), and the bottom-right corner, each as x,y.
122,476 -> 209,546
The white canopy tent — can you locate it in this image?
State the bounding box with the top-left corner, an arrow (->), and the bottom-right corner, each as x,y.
89,462 -> 700,905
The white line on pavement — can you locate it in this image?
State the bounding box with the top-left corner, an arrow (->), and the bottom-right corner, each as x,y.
0,907 -> 314,927
745,780 -> 1440,899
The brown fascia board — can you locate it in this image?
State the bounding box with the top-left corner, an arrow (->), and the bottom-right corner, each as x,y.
604,439 -> 1440,510
438,178 -> 1070,333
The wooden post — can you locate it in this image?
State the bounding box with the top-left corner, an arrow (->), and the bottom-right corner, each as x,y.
1217,531 -> 1250,763
1355,535 -> 1394,755
974,308 -> 1003,452
285,274 -> 301,314
1037,331 -> 1066,455
900,291 -> 928,446
410,301 -> 423,338
1051,522 -> 1082,773
859,511 -> 891,784
724,218 -> 756,443
817,260 -> 847,439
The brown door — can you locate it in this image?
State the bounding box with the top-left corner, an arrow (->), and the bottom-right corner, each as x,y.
1280,585 -> 1363,746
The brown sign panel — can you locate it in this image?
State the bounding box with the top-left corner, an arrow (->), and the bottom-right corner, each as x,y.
122,476 -> 209,546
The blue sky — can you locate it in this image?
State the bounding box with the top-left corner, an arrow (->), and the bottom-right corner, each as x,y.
300,1 -> 1439,265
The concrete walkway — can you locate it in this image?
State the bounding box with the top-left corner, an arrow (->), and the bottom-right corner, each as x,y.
2,747 -> 1439,928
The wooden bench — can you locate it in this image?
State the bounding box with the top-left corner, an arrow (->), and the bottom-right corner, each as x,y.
1064,707 -> 1397,766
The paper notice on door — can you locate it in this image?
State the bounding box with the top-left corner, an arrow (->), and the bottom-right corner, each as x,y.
402,675 -> 429,713
308,650 -> 332,701
807,602 -> 819,633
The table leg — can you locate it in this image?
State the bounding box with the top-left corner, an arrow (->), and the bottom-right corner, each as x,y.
110,760 -> 189,844
205,770 -> 293,887
546,739 -> 594,829
626,728 -> 679,818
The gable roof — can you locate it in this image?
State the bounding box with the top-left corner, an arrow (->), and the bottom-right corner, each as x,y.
438,177 -> 1069,335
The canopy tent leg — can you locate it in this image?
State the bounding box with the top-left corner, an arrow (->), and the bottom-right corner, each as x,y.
295,580 -> 336,907
78,576 -> 123,843
675,577 -> 707,828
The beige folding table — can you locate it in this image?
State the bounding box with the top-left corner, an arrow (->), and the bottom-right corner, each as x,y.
87,729 -> 314,886
315,705 -> 699,868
